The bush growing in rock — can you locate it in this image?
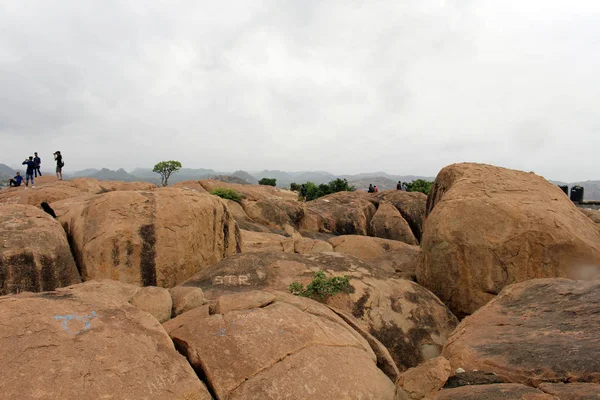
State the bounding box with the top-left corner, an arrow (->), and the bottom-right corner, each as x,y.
210,188 -> 243,203
258,177 -> 277,186
289,270 -> 350,300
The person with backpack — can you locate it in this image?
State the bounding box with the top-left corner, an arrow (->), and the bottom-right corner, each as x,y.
33,152 -> 42,177
22,156 -> 36,189
54,151 -> 64,180
300,184 -> 308,202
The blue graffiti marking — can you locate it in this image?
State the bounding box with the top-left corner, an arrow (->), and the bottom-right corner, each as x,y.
53,311 -> 98,334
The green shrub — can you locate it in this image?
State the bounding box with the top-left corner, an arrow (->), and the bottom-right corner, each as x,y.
289,270 -> 351,300
300,178 -> 355,201
290,182 -> 300,191
405,179 -> 434,195
259,177 -> 277,186
210,188 -> 243,203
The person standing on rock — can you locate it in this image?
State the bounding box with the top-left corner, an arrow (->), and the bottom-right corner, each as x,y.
33,152 -> 42,177
300,184 -> 307,202
22,156 -> 36,189
54,151 -> 63,180
396,181 -> 402,190
9,172 -> 23,187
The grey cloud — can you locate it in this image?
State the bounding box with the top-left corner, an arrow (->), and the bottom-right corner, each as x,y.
0,0 -> 599,182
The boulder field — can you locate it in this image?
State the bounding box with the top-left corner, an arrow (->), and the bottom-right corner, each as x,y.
418,162 -> 600,317
1,165 -> 600,398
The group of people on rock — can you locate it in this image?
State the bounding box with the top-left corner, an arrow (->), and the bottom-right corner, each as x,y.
367,181 -> 407,193
396,181 -> 408,191
8,151 -> 64,189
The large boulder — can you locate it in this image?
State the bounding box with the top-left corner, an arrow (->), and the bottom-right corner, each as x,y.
418,163 -> 600,316
369,201 -> 418,244
165,290 -> 396,399
375,190 -> 427,242
0,204 -> 81,295
328,235 -> 422,280
52,187 -> 241,287
181,251 -> 458,371
430,384 -> 554,400
442,278 -> 600,386
199,180 -> 304,231
0,281 -> 212,399
300,191 -> 377,235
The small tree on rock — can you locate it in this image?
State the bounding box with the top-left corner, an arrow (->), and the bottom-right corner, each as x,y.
153,160 -> 182,187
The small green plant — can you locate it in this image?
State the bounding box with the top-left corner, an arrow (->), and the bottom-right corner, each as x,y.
210,188 -> 243,203
258,177 -> 277,186
290,182 -> 300,191
289,270 -> 351,300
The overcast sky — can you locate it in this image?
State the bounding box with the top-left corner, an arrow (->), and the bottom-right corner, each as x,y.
1,1 -> 599,181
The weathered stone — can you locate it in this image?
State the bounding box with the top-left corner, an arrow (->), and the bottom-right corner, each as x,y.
130,286 -> 173,323
0,177 -> 156,207
396,356 -> 451,400
369,201 -> 418,244
443,278 -> 600,386
240,230 -> 294,253
329,235 -> 422,280
418,162 -> 600,316
538,382 -> 600,399
181,252 -> 458,371
53,187 -> 241,287
374,190 -> 427,242
168,290 -> 395,399
0,204 -> 81,295
443,370 -> 505,389
0,284 -> 212,399
300,191 -> 377,235
169,286 -> 205,316
431,384 -> 555,400
294,236 -> 334,254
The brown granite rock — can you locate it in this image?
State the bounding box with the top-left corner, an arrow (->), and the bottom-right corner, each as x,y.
0,282 -> 211,399
430,384 -> 555,400
538,382 -> 600,399
181,251 -> 458,371
443,278 -> 600,386
168,290 -> 395,399
53,187 -> 241,287
0,204 -> 81,295
369,201 -> 418,244
418,162 -> 600,316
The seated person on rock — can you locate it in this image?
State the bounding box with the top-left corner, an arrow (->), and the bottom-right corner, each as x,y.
9,172 -> 23,187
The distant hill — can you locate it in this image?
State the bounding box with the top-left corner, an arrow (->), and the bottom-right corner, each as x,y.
232,170 -> 258,184
70,168 -> 100,178
90,168 -> 141,182
0,163 -> 15,177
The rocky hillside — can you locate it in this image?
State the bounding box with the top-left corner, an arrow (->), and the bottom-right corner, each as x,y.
1,163 -> 599,399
